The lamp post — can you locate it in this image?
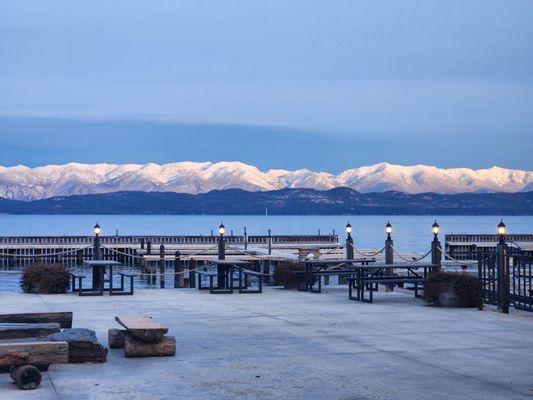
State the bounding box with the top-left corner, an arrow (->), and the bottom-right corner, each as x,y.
345,223 -> 354,260
431,220 -> 442,270
496,220 -> 509,313
93,222 -> 101,261
217,223 -> 226,289
244,226 -> 248,250
385,221 -> 394,291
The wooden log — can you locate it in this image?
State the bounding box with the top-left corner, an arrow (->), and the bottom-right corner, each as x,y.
0,323 -> 61,340
0,312 -> 73,329
12,364 -> 42,390
0,341 -> 69,367
124,335 -> 176,358
46,329 -> 107,363
115,316 -> 168,343
108,328 -> 128,349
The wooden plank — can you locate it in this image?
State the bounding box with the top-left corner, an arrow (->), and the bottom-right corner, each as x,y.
108,329 -> 128,349
124,335 -> 175,357
0,312 -> 73,329
115,316 -> 168,343
0,341 -> 68,366
0,323 -> 61,340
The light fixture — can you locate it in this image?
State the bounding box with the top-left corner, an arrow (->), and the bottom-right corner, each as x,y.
385,221 -> 392,235
93,222 -> 101,236
497,220 -> 506,237
345,223 -> 352,235
432,220 -> 440,236
218,223 -> 226,236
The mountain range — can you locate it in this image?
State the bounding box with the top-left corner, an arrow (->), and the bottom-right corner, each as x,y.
0,189 -> 531,215
0,161 -> 531,201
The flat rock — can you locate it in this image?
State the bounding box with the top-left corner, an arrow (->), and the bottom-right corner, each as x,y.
46,329 -> 107,363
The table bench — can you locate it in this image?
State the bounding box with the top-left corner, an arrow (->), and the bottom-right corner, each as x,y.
346,263 -> 439,303
110,272 -> 137,296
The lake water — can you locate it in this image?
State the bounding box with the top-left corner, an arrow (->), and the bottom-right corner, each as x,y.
1,214 -> 532,252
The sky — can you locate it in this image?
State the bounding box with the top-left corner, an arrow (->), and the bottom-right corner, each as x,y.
0,0 -> 532,172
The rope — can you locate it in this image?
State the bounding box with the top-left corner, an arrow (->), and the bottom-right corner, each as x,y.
0,246 -> 92,258
225,244 -> 275,261
437,246 -> 486,265
391,246 -> 432,263
351,244 -> 385,257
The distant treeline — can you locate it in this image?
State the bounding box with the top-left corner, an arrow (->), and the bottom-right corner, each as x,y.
0,188 -> 532,215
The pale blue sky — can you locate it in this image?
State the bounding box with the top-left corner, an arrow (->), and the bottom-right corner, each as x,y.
0,1 -> 532,171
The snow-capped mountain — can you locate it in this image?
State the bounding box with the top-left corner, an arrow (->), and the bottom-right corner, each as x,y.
0,162 -> 530,200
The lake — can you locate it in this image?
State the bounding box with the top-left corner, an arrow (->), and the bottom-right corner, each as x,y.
1,214 -> 532,292
1,214 -> 532,252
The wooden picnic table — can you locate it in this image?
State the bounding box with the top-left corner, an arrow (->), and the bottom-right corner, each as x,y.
298,258 -> 376,293
201,260 -> 262,294
346,262 -> 439,303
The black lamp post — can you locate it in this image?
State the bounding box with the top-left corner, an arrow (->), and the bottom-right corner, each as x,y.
431,220 -> 442,269
385,221 -> 394,291
497,219 -> 506,245
218,223 -> 226,260
93,222 -> 101,261
217,223 -> 226,289
496,219 -> 509,313
244,226 -> 248,250
345,223 -> 354,260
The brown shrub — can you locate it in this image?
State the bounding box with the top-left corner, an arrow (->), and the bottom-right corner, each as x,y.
21,263 -> 70,294
273,261 -> 308,289
423,271 -> 482,308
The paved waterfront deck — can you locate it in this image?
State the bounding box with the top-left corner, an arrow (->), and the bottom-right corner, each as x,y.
1,288 -> 532,400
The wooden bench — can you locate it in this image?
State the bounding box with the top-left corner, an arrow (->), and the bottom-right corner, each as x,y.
238,269 -> 263,294
0,323 -> 61,340
110,272 -> 137,296
0,341 -> 68,390
0,312 -> 73,329
347,275 -> 426,303
69,272 -> 86,295
115,316 -> 168,343
196,270 -> 218,292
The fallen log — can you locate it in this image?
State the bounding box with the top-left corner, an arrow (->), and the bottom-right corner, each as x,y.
124,335 -> 176,358
11,364 -> 42,390
115,316 -> 168,343
108,328 -> 128,349
0,341 -> 68,367
46,329 -> 107,363
0,312 -> 73,329
0,323 -> 61,340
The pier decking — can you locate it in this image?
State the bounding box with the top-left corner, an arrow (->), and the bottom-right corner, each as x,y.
1,287 -> 532,400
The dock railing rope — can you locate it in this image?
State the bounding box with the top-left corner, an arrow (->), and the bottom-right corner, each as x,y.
0,245 -> 93,258
349,243 -> 385,257
436,246 -> 484,265
390,246 -> 432,263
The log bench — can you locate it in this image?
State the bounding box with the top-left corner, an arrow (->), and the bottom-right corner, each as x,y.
0,323 -> 61,340
0,312 -> 73,329
112,316 -> 175,357
0,341 -> 68,390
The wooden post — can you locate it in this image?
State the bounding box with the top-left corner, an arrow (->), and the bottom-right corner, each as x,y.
431,238 -> 442,271
147,241 -> 152,255
497,240 -> 509,314
189,259 -> 196,288
174,250 -> 183,288
159,244 -> 165,289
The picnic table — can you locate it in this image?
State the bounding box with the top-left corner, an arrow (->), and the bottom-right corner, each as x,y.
296,258 -> 376,293
198,260 -> 263,294
71,260 -> 136,296
346,262 -> 439,303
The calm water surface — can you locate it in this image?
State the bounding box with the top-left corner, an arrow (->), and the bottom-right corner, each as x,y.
1,214 -> 532,251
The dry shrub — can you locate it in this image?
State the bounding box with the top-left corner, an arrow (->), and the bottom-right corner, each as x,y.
424,271 -> 482,308
21,263 -> 70,294
273,261 -> 308,289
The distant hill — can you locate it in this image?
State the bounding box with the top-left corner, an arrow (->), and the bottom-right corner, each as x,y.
0,188 -> 532,215
0,161 -> 531,200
